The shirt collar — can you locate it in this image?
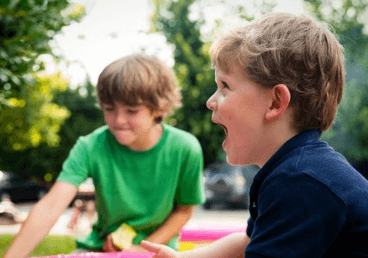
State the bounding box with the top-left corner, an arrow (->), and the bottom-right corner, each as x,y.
255,129 -> 322,182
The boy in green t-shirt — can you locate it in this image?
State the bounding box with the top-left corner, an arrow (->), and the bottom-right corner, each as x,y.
4,54 -> 205,258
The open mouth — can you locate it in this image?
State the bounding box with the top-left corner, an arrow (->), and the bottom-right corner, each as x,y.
219,124 -> 228,135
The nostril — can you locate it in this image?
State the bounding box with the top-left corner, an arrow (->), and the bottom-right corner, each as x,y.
206,97 -> 216,110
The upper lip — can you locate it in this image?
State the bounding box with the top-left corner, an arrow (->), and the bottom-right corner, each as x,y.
113,127 -> 130,131
220,124 -> 228,134
212,118 -> 228,134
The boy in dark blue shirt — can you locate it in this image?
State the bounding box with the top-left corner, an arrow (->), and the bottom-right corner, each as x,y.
141,12 -> 368,258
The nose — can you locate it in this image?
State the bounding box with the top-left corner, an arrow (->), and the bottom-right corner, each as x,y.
206,92 -> 217,111
114,110 -> 127,126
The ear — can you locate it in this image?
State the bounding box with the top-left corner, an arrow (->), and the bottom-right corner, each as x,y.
265,84 -> 291,121
152,108 -> 165,119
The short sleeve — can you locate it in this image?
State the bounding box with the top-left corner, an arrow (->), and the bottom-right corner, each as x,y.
245,173 -> 346,258
174,138 -> 205,205
57,137 -> 90,187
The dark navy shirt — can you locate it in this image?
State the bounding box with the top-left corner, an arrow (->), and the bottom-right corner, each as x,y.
246,130 -> 368,258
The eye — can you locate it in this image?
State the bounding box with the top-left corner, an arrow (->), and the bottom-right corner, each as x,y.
222,81 -> 230,89
127,109 -> 138,114
102,105 -> 115,112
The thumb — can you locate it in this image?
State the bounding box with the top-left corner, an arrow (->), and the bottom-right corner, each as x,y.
140,240 -> 162,253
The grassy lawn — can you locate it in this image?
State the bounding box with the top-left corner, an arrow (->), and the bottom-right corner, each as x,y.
0,234 -> 77,257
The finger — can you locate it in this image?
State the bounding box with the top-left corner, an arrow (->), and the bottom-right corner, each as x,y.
103,236 -> 112,252
104,235 -> 120,252
140,240 -> 162,253
111,240 -> 123,252
102,237 -> 109,252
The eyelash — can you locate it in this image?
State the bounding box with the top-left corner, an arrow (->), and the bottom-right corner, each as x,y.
102,106 -> 138,114
103,106 -> 114,112
127,110 -> 138,114
222,81 -> 230,89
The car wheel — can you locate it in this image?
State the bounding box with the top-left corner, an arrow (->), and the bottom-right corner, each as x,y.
37,190 -> 47,200
0,192 -> 11,202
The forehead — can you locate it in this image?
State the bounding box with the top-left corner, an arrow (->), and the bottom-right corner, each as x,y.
215,61 -> 246,81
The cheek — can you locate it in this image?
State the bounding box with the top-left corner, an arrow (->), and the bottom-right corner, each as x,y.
103,113 -> 113,124
222,112 -> 233,121
104,113 -> 120,128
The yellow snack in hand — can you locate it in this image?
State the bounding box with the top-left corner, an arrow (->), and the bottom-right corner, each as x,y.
111,223 -> 137,249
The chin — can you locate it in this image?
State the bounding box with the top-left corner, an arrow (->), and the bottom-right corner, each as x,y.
226,156 -> 243,166
226,154 -> 254,166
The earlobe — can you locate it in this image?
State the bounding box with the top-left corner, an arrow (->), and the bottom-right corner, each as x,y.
265,84 -> 291,121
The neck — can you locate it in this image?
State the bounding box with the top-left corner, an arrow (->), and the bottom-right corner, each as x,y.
130,123 -> 163,151
257,118 -> 299,168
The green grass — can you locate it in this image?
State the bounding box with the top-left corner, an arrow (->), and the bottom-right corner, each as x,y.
0,234 -> 77,257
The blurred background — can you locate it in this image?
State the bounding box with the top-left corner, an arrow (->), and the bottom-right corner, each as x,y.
1,0 -> 368,247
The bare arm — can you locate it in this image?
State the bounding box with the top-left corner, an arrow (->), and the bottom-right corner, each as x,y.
146,205 -> 195,244
106,205 -> 196,253
141,232 -> 250,258
3,181 -> 78,258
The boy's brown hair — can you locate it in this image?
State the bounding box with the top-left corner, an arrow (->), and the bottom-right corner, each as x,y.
210,12 -> 345,132
97,53 -> 182,123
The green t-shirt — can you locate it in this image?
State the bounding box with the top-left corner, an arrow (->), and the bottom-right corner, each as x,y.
57,123 -> 205,251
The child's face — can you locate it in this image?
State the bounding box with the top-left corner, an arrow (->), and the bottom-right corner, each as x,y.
207,62 -> 272,166
102,102 -> 162,150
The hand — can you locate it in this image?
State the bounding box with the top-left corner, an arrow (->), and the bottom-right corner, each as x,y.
124,245 -> 149,253
102,234 -> 122,252
140,240 -> 179,258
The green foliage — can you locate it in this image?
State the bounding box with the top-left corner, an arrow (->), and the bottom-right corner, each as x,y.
0,72 -> 70,152
305,0 -> 368,163
0,78 -> 104,181
0,234 -> 77,257
151,0 -> 225,166
0,0 -> 85,152
0,0 -> 85,103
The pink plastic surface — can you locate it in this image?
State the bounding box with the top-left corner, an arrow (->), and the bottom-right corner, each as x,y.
29,252 -> 155,258
179,223 -> 247,241
30,224 -> 248,257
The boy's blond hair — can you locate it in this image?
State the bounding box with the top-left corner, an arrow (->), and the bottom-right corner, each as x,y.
97,54 -> 182,122
210,13 -> 345,132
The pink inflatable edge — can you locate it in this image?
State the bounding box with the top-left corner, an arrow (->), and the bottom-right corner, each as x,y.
179,223 -> 247,241
29,252 -> 155,258
29,224 -> 248,257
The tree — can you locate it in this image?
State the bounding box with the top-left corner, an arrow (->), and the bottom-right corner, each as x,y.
27,78 -> 104,182
150,0 -> 223,166
0,72 -> 70,152
0,0 -> 85,152
0,77 -> 104,182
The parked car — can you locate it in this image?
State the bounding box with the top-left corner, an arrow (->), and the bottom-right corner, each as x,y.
0,171 -> 48,203
203,163 -> 259,210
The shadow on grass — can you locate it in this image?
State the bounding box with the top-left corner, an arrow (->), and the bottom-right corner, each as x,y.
0,234 -> 77,257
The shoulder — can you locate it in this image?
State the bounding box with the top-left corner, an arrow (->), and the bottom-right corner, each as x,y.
268,140 -> 368,201
79,125 -> 109,140
163,123 -> 202,152
270,139 -> 354,179
75,125 -> 110,150
297,141 -> 361,182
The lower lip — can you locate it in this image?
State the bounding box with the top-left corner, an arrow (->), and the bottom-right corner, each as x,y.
112,129 -> 131,138
113,128 -> 131,133
222,135 -> 227,150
